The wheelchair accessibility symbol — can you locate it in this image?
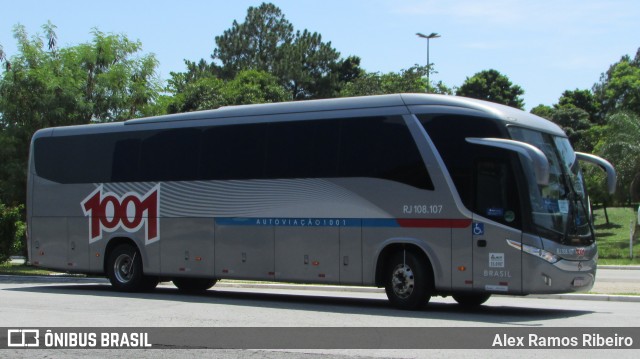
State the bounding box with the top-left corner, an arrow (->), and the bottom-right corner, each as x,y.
472,222 -> 484,236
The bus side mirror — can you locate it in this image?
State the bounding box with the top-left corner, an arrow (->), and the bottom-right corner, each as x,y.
466,137 -> 550,186
576,152 -> 617,195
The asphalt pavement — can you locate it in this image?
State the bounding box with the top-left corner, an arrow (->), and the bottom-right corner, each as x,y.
1,265 -> 638,302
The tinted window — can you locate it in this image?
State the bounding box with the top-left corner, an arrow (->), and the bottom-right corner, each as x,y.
420,114 -> 505,208
340,117 -> 432,189
140,128 -> 200,182
35,116 -> 433,189
201,124 -> 267,180
266,120 -> 339,179
475,159 -> 521,228
35,134 -> 116,183
112,138 -> 141,182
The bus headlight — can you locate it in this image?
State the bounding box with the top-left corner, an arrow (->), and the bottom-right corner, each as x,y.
506,239 -> 559,264
527,246 -> 560,264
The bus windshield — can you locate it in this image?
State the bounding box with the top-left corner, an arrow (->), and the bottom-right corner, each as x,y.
508,127 -> 593,245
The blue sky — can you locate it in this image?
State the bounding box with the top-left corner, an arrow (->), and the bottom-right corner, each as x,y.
1,0 -> 638,110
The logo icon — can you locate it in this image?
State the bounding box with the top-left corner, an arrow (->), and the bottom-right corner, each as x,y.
81,185 -> 160,244
7,329 -> 40,347
472,222 -> 484,236
575,247 -> 586,257
489,253 -> 505,268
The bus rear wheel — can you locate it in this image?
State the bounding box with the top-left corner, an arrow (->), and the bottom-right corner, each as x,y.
106,244 -> 158,292
452,293 -> 491,307
173,278 -> 217,293
384,249 -> 433,310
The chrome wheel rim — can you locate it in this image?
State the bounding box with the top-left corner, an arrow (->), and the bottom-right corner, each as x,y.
391,264 -> 415,299
113,253 -> 134,283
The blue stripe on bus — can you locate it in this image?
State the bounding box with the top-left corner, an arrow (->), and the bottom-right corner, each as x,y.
214,218 -> 471,229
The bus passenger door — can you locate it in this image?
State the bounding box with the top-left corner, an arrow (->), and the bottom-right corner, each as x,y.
471,159 -> 523,294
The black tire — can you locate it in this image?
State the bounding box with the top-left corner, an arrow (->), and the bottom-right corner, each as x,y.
173,278 -> 217,293
106,243 -> 158,292
452,293 -> 491,307
384,249 -> 433,310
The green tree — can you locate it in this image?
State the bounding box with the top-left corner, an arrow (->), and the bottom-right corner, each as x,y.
77,29 -> 162,122
530,104 -> 554,120
212,2 -> 293,79
595,112 -> 640,204
456,69 -> 525,109
557,89 -> 600,123
340,65 -> 451,97
0,44 -> 9,70
0,202 -> 24,263
593,49 -> 640,119
211,2 -> 360,99
276,29 -> 341,99
551,107 -> 592,152
0,23 -> 161,205
167,59 -> 218,95
168,69 -> 290,113
225,69 -> 291,104
581,124 -> 611,209
531,90 -> 600,152
168,76 -> 224,113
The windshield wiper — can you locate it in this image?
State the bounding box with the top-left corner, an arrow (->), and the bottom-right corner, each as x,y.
561,173 -> 595,244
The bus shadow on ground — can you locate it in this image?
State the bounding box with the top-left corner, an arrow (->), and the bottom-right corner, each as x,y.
6,282 -> 592,325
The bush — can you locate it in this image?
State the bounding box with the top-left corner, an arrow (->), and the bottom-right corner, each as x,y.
0,203 -> 24,263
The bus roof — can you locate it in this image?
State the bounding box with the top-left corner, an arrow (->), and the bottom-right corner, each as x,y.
123,93 -> 564,136
35,94 -> 564,138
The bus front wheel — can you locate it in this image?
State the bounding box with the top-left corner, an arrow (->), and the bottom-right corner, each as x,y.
106,244 -> 158,292
384,249 -> 433,310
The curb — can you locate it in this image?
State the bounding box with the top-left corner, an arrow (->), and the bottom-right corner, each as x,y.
2,275 -> 639,303
213,282 -> 640,303
526,293 -> 640,302
0,274 -> 109,284
599,265 -> 640,270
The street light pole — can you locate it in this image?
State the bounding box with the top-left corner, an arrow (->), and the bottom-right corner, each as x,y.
416,32 -> 441,91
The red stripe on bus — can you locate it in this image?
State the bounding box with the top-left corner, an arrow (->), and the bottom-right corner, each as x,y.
396,218 -> 473,228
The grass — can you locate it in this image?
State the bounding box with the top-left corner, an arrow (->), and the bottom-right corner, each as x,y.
593,206 -> 640,263
0,262 -> 61,276
597,258 -> 640,265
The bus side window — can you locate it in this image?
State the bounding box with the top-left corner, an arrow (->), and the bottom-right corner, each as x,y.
339,117 -> 433,190
474,159 -> 520,228
112,139 -> 141,182
200,124 -> 267,181
140,128 -> 201,182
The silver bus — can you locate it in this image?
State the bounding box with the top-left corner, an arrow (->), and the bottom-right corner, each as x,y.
27,94 -> 616,310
